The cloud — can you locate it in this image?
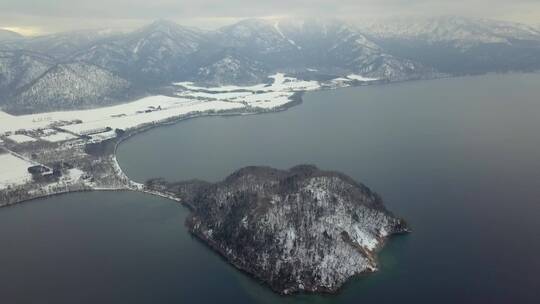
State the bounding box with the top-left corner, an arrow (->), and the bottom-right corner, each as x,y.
0,0 -> 539,34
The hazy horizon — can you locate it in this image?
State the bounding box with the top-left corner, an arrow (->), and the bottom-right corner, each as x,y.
1,0 -> 540,36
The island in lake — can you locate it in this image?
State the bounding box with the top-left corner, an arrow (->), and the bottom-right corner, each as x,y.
146,165 -> 409,294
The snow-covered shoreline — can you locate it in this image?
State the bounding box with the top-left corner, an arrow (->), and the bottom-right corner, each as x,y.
0,105 -> 264,206
0,105 -> 284,207
0,73 -> 378,207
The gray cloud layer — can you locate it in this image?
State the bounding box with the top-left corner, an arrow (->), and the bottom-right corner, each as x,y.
1,0 -> 539,34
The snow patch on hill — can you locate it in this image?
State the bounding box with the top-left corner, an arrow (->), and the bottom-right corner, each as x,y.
347,74 -> 379,81
274,21 -> 302,50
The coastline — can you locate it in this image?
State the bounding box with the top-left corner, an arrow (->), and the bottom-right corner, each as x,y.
0,90 -> 309,208
0,71 -> 494,208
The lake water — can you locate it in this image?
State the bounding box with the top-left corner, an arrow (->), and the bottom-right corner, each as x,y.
1,74 -> 539,303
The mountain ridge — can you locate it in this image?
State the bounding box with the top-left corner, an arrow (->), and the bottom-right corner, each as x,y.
362,16 -> 540,75
1,16 -> 539,114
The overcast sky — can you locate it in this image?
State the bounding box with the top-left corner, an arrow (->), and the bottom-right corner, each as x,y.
1,0 -> 540,35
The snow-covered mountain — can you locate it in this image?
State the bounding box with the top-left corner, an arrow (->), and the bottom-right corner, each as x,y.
189,49 -> 269,85
211,18 -> 431,80
0,48 -> 133,114
1,18 -> 429,114
215,19 -> 301,55
71,20 -> 208,83
277,19 -> 431,80
7,62 -> 131,114
363,16 -> 540,75
365,16 -> 540,48
0,50 -> 54,95
1,16 -> 539,114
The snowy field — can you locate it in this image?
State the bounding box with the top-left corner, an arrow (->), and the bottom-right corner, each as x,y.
40,132 -> 79,143
175,73 -> 321,110
0,153 -> 33,189
346,74 -> 379,82
6,134 -> 37,143
175,73 -> 320,94
0,95 -> 194,134
0,73 -> 375,141
0,95 -> 246,137
0,73 -> 326,138
60,99 -> 245,137
0,111 -> 12,119
242,92 -> 295,109
175,91 -> 253,100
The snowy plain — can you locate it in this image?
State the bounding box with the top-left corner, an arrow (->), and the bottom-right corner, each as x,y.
6,134 -> 37,143
0,73 -> 324,138
40,132 -> 79,143
0,153 -> 33,189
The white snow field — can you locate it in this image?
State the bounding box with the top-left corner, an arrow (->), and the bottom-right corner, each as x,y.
0,95 -> 245,136
242,92 -> 294,109
60,98 -> 245,136
6,134 -> 37,143
175,73 -> 320,94
0,111 -> 12,119
0,73 -> 376,140
0,153 -> 34,189
40,132 -> 79,143
176,91 -> 254,100
174,73 -> 320,110
0,73 -> 327,137
346,74 -> 379,82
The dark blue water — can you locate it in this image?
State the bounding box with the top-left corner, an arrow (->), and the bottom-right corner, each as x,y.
1,73 -> 539,303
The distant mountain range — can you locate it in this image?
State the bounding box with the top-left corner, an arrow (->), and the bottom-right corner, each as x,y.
1,16 -> 539,114
362,16 -> 540,75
